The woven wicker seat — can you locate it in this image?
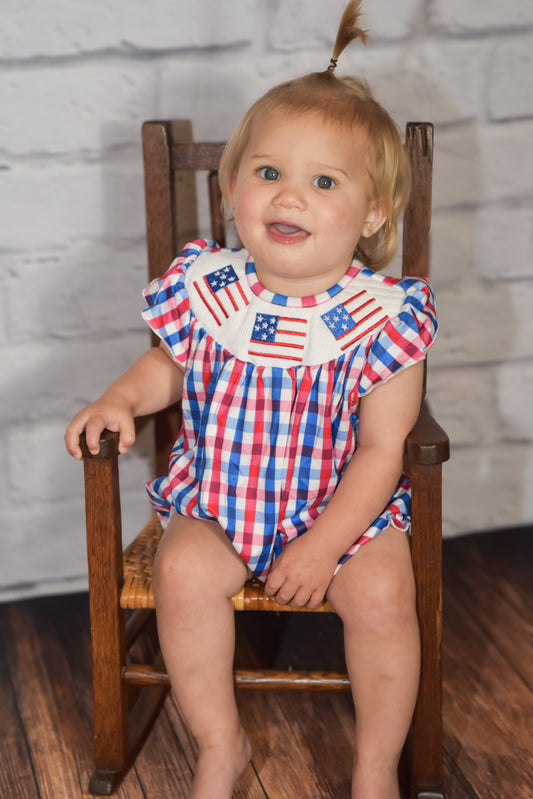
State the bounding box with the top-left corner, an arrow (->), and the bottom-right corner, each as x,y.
80,119 -> 448,797
121,516 -> 161,610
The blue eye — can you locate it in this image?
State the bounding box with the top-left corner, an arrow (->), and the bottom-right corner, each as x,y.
312,175 -> 336,190
258,166 -> 280,181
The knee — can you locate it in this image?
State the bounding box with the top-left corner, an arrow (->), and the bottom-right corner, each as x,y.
152,517 -> 248,607
152,532 -> 200,604
366,566 -> 416,633
332,558 -> 417,636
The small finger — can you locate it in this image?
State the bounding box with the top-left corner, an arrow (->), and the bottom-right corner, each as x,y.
276,585 -> 299,606
64,422 -> 84,459
305,589 -> 326,610
265,573 -> 284,597
118,419 -> 136,454
289,587 -> 313,609
84,419 -> 105,454
64,431 -> 82,459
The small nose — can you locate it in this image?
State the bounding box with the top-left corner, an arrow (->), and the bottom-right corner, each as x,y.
272,178 -> 306,210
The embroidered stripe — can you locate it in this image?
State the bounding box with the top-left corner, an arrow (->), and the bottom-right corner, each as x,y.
193,279 -> 223,326
340,317 -> 389,350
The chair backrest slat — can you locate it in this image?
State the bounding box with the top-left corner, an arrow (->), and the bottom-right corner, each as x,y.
171,141 -> 226,171
142,120 -> 176,285
402,122 -> 434,279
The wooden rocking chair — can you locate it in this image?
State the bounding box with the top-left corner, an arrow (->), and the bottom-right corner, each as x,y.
80,119 -> 449,798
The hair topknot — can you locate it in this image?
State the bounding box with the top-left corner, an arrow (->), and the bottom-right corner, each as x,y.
328,0 -> 368,72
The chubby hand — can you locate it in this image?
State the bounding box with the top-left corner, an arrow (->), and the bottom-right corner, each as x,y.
64,392 -> 135,459
264,534 -> 338,609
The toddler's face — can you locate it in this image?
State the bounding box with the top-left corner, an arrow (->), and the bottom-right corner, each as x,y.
228,109 -> 386,298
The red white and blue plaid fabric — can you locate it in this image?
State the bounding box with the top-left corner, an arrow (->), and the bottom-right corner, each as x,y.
142,240 -> 438,579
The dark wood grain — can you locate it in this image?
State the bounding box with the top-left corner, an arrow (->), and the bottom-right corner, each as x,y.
441,529 -> 533,799
402,123 -> 433,278
81,434 -> 130,788
170,141 -> 226,171
0,610 -> 40,799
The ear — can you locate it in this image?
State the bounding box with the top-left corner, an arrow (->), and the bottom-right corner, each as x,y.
361,199 -> 388,238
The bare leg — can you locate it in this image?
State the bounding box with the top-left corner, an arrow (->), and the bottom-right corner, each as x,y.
152,515 -> 252,799
327,528 -> 420,799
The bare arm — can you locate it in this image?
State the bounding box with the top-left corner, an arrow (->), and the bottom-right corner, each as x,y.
311,360 -> 425,557
265,361 -> 425,607
65,343 -> 184,459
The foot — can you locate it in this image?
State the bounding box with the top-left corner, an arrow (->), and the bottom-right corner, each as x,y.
189,725 -> 252,799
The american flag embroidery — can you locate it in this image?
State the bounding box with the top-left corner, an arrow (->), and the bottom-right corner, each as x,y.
248,313 -> 307,363
193,265 -> 249,325
321,290 -> 389,351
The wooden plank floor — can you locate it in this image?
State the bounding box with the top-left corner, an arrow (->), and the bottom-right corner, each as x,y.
0,527 -> 531,799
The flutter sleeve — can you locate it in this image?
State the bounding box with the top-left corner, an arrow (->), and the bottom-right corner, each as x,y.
141,239 -> 208,367
357,276 -> 438,396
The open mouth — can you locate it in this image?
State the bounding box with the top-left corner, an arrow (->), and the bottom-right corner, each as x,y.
267,222 -> 310,243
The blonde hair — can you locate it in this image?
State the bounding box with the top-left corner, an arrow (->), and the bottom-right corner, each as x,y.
218,1 -> 410,271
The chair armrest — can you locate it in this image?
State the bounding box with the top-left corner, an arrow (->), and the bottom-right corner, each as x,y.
78,414 -> 157,459
79,428 -> 121,459
405,400 -> 450,466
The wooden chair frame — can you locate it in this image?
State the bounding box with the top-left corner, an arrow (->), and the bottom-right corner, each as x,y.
80,120 -> 449,798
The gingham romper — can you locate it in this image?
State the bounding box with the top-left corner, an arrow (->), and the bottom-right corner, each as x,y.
142,240 -> 438,580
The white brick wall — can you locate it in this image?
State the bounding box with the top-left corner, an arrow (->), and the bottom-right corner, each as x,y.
1,0 -> 532,600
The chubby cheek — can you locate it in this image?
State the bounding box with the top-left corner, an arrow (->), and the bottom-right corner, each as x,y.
323,203 -> 355,239
232,190 -> 263,241
232,201 -> 253,243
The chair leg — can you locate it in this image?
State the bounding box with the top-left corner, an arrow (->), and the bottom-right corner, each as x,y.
88,620 -> 169,794
87,599 -> 130,793
409,462 -> 444,798
84,452 -> 131,792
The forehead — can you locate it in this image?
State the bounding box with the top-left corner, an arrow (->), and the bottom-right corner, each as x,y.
244,109 -> 370,163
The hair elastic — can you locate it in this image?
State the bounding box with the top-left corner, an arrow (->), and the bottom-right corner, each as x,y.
327,57 -> 338,72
